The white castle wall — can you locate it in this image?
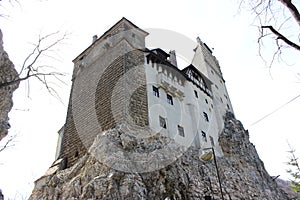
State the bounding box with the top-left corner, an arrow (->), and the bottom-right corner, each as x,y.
144,54 -> 228,155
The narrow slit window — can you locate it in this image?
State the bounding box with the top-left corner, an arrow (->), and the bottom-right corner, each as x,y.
201,131 -> 207,142
194,90 -> 198,98
210,136 -> 215,147
203,112 -> 209,122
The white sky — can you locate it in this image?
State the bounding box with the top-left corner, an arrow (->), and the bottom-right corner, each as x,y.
0,0 -> 300,198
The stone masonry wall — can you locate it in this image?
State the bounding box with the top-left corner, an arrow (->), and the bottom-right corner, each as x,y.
58,90 -> 87,168
30,113 -> 288,200
59,49 -> 148,168
125,50 -> 149,128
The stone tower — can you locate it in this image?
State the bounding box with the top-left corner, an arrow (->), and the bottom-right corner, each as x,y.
55,18 -> 234,169
192,37 -> 233,138
56,18 -> 149,168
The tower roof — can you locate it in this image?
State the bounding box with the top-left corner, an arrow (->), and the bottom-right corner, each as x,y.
73,17 -> 149,62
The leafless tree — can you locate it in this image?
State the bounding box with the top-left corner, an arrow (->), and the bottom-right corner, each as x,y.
0,134 -> 15,153
0,31 -> 68,99
239,0 -> 300,67
0,1 -> 67,155
0,31 -> 68,153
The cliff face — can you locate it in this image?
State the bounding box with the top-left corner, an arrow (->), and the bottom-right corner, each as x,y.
29,113 -> 288,199
0,29 -> 19,141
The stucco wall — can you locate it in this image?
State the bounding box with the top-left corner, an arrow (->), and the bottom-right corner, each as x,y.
145,60 -> 223,155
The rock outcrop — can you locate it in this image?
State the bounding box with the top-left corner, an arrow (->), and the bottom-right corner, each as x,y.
0,189 -> 3,200
29,113 -> 288,199
0,29 -> 19,141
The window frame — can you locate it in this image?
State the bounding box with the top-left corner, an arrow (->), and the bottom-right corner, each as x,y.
159,116 -> 167,129
167,94 -> 174,105
152,86 -> 159,97
178,125 -> 185,137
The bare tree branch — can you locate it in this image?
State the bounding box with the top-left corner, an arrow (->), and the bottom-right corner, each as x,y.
0,135 -> 15,152
279,0 -> 300,27
261,25 -> 300,51
0,72 -> 65,88
240,0 -> 300,68
0,31 -> 68,100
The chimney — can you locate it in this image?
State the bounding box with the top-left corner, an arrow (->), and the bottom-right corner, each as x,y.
169,50 -> 178,67
196,36 -> 202,45
92,35 -> 98,43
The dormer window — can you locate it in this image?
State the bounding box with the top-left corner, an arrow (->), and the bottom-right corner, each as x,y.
184,67 -> 211,96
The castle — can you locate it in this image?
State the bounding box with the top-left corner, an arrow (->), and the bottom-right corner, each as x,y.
31,18 -> 289,200
55,18 -> 233,169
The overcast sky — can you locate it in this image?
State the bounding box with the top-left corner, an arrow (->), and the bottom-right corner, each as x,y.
0,0 -> 300,198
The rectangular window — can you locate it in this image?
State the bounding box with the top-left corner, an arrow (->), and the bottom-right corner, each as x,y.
159,116 -> 167,129
203,112 -> 209,122
167,94 -> 173,105
178,125 -> 184,137
209,136 -> 215,146
201,131 -> 207,142
153,86 -> 159,97
194,90 -> 198,98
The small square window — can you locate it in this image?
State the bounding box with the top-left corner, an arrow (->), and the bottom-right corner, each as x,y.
194,90 -> 198,98
203,112 -> 209,122
201,131 -> 207,142
159,116 -> 167,129
178,125 -> 184,137
209,136 -> 215,147
153,86 -> 159,97
167,94 -> 173,105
